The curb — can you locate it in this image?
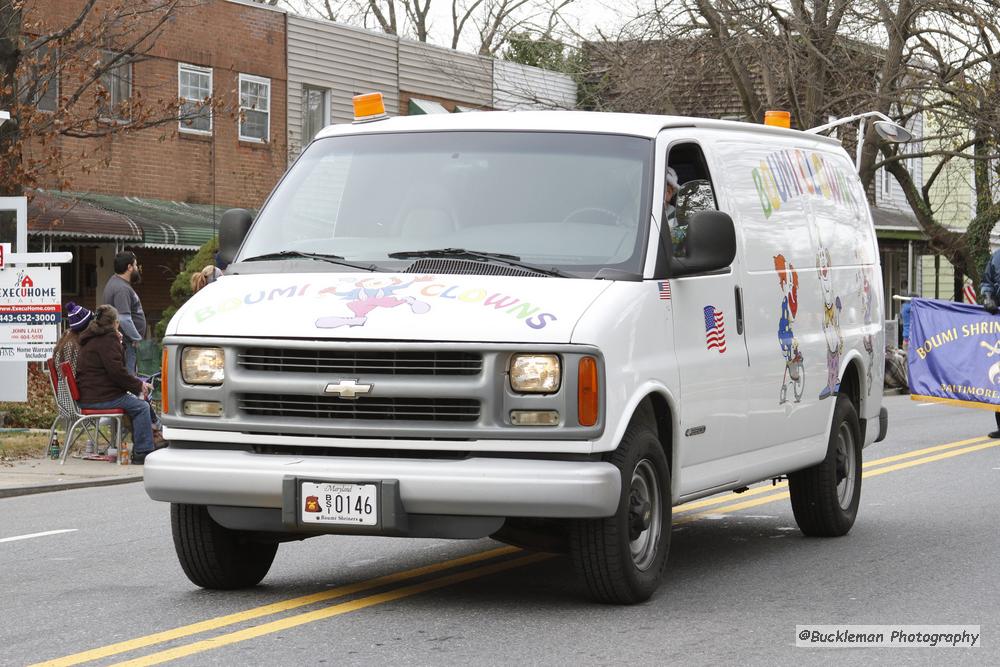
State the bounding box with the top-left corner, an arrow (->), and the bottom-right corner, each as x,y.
0,474 -> 143,499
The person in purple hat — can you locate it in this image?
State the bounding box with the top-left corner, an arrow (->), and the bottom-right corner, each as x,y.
54,302 -> 93,374
52,302 -> 94,420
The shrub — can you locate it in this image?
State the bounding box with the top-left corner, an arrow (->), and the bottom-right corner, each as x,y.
154,237 -> 218,339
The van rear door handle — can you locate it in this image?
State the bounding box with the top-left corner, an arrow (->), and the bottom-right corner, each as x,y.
734,285 -> 744,335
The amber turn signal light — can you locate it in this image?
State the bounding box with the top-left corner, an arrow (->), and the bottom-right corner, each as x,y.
161,346 -> 169,415
578,356 -> 599,427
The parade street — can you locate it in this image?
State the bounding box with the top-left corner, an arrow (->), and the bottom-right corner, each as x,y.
2,393 -> 997,666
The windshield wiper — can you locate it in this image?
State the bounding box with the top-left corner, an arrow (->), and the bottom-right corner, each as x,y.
240,250 -> 377,272
387,247 -> 570,278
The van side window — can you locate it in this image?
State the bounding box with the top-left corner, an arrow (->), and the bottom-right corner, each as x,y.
666,143 -> 719,257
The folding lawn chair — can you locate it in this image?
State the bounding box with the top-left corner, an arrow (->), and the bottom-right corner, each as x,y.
44,358 -> 125,465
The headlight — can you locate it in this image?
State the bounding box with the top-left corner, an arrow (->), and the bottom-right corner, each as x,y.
509,354 -> 561,393
181,347 -> 225,385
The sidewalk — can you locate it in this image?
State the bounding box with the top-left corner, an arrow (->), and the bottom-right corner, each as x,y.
0,455 -> 143,499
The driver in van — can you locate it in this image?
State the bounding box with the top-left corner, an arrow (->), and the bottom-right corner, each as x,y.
662,166 -> 686,256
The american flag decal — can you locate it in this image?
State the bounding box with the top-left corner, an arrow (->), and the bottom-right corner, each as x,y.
703,305 -> 727,353
657,281 -> 671,300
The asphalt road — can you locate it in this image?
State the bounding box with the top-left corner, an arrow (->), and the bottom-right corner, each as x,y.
2,394 -> 998,666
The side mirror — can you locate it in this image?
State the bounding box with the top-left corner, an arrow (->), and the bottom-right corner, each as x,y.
218,208 -> 254,266
671,210 -> 736,277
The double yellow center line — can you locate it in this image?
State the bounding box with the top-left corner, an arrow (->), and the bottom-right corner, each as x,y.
673,435 -> 998,524
34,435 -> 1000,667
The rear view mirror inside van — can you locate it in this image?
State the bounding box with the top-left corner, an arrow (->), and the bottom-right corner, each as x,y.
670,210 -> 736,277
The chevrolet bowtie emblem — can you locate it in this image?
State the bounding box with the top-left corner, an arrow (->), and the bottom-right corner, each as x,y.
324,379 -> 373,399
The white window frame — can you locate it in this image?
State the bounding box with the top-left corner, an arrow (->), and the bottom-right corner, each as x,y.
178,63 -> 213,135
301,84 -> 331,142
238,73 -> 271,143
881,165 -> 893,200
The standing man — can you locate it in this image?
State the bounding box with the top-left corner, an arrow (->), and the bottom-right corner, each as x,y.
103,250 -> 146,375
981,248 -> 1000,437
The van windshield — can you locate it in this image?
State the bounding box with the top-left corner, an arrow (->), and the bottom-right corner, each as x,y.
238,131 -> 653,277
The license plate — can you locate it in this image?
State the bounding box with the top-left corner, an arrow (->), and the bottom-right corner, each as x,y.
300,482 -> 378,525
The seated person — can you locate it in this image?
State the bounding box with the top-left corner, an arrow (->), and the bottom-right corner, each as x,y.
75,305 -> 157,464
662,166 -> 686,256
53,302 -> 93,402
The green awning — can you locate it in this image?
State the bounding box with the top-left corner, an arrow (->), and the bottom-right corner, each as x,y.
408,98 -> 450,115
40,191 -> 253,251
875,229 -> 928,241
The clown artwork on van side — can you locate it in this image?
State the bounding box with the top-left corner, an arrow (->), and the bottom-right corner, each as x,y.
774,254 -> 804,404
856,267 -> 876,395
315,276 -> 432,329
818,244 -> 843,400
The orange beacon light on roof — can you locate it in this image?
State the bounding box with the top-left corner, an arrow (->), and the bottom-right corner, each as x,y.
353,93 -> 387,122
764,110 -> 791,128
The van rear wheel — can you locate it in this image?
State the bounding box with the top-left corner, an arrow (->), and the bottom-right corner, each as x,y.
788,394 -> 862,536
569,422 -> 670,604
171,503 -> 278,589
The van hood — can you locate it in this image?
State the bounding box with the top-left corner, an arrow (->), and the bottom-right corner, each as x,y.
167,272 -> 613,344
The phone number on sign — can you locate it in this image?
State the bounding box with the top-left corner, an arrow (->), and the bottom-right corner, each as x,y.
0,313 -> 60,325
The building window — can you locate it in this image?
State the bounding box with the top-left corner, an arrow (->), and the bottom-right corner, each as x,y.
99,51 -> 132,121
301,85 -> 329,143
881,166 -> 893,200
239,74 -> 270,142
178,63 -> 212,134
22,43 -> 58,112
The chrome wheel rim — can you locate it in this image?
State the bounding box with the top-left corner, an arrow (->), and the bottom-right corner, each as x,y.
834,421 -> 856,510
628,459 -> 661,571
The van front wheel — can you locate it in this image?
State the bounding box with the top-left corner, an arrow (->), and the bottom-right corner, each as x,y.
788,394 -> 862,536
569,423 -> 670,604
171,504 -> 278,589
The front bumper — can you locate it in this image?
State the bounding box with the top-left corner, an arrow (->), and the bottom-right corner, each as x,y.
143,448 -> 621,519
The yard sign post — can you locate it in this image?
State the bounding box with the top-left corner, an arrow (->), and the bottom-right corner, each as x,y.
0,196 -> 72,402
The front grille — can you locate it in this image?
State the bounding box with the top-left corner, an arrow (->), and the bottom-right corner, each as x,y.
239,394 -> 481,422
238,348 -> 482,376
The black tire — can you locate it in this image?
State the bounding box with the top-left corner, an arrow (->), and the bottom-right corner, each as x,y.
788,394 -> 862,537
569,422 -> 671,604
171,504 -> 278,589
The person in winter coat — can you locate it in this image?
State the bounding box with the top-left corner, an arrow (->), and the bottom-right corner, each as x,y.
75,304 -> 156,464
981,249 -> 1000,437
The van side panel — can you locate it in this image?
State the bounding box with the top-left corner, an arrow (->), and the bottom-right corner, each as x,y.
806,149 -> 885,424
708,134 -> 883,469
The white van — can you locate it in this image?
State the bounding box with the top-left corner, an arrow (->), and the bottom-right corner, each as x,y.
145,105 -> 889,604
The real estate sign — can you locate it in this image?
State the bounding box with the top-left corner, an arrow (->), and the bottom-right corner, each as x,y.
0,266 -> 61,361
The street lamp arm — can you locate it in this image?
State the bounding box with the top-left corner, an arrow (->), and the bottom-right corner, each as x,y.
806,111 -> 895,135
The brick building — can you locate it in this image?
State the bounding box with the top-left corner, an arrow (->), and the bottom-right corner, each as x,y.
19,0 -> 576,342
24,0 -> 287,332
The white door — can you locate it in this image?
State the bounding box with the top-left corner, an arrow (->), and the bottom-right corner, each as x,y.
658,134 -> 751,493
